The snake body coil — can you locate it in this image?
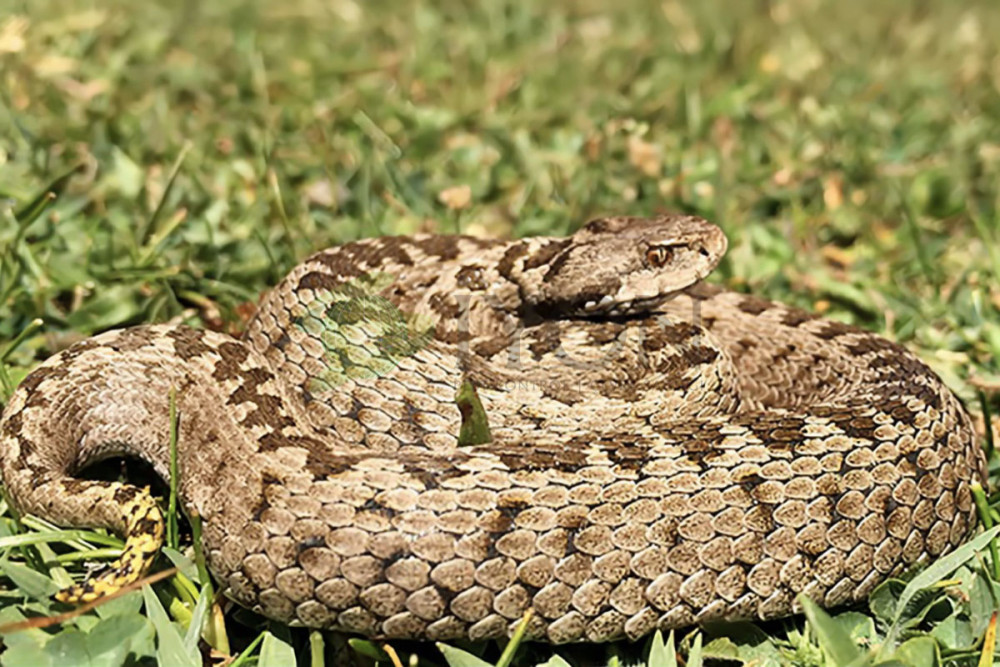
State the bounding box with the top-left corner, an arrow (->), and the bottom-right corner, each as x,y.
0,216 -> 984,643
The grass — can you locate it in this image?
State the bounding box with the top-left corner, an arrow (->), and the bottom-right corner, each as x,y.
1,0 -> 999,664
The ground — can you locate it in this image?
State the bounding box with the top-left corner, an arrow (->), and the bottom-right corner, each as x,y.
0,0 -> 999,665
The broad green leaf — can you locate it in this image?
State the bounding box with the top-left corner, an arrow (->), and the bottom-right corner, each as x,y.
536,656 -> 573,667
929,612 -> 972,651
970,571 -> 996,639
142,585 -> 199,667
701,637 -> 740,661
108,146 -> 144,199
43,629 -> 89,665
799,594 -> 863,666
898,589 -> 951,630
835,611 -> 880,647
436,643 -> 494,667
702,633 -> 785,667
74,614 -> 101,633
887,525 -> 1000,643
1,642 -> 55,667
703,629 -> 785,667
183,585 -> 213,653
0,606 -> 51,649
94,590 -> 143,619
1,560 -> 59,599
259,630 -> 297,667
869,579 -> 905,624
161,546 -> 200,582
85,613 -> 155,667
348,638 -> 388,661
892,636 -> 938,667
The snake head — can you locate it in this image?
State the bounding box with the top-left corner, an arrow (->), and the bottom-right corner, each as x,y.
516,214 -> 728,316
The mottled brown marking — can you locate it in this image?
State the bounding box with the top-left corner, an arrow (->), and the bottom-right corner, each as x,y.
523,239 -> 572,271
1,410 -> 23,441
641,322 -> 699,351
455,265 -> 488,291
472,336 -> 511,358
815,320 -> 857,340
168,327 -> 214,361
107,328 -> 158,352
497,244 -> 530,280
210,345 -> 249,387
781,308 -> 816,327
14,364 -> 70,398
428,293 -> 461,319
414,236 -> 462,261
113,486 -> 140,503
527,322 -> 563,361
55,338 -> 102,364
736,295 -> 772,315
585,322 -> 626,346
492,441 -> 588,473
653,346 -> 720,390
229,368 -> 292,430
298,270 -> 356,291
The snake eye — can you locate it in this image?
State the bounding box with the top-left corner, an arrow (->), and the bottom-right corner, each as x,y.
645,246 -> 674,268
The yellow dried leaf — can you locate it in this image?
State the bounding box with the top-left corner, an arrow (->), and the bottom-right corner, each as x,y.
627,135 -> 661,177
821,245 -> 853,269
0,16 -> 28,54
823,176 -> 844,211
438,185 -> 472,210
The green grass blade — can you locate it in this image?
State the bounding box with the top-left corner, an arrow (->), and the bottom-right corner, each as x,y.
138,141 -> 192,248
436,643 -> 494,667
884,524 -> 1000,649
182,584 -> 212,654
687,633 -> 704,667
309,630 -> 324,667
229,631 -> 267,667
798,596 -> 864,666
647,630 -> 677,667
142,585 -> 200,667
972,483 -> 1000,580
496,610 -> 533,667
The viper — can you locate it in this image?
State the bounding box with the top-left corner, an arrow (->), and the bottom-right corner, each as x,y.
0,215 -> 983,643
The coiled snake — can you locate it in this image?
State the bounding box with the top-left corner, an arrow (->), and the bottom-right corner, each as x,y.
0,216 -> 985,643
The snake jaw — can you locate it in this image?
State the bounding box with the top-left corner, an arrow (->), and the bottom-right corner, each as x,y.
517,214 -> 728,317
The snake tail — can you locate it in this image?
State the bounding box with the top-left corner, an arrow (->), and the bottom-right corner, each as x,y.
53,482 -> 165,602
0,326 -> 262,602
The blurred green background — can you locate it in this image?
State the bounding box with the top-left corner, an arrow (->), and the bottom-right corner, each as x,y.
1,0 -> 1000,664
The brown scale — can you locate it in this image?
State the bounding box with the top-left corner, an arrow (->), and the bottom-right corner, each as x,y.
0,215 -> 985,644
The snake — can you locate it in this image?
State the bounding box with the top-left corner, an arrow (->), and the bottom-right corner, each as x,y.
0,215 -> 985,644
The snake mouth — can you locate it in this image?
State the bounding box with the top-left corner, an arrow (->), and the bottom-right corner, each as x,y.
581,293 -> 674,317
